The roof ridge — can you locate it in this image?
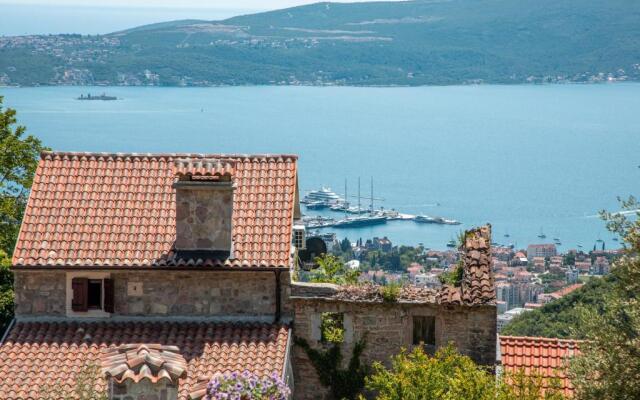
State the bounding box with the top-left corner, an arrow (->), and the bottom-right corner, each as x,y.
499,335 -> 582,343
40,150 -> 299,160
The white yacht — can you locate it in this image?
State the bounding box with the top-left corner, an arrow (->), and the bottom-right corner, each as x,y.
301,187 -> 344,204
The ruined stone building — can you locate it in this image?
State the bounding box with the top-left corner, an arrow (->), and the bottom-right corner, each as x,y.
0,151 -> 496,400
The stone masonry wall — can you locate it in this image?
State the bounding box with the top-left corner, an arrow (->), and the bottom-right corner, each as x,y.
111,380 -> 178,400
14,270 -> 292,318
14,271 -> 66,316
291,295 -> 496,400
175,182 -> 233,252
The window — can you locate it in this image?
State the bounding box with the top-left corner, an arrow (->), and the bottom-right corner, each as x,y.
87,280 -> 102,309
413,316 -> 436,346
320,312 -> 344,344
71,277 -> 115,313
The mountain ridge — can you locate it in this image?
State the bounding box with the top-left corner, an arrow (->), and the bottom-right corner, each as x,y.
1,0 -> 639,86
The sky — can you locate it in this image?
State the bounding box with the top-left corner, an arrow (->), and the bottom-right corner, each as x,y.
0,0 -> 404,35
0,0 -> 401,9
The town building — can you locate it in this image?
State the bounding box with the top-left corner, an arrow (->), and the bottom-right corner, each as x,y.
527,244 -> 557,259
565,268 -> 579,284
496,307 -> 529,332
592,256 -> 610,275
538,283 -> 584,304
0,152 -> 498,400
413,272 -> 442,289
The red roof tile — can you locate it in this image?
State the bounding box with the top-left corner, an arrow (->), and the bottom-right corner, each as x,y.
101,343 -> 188,384
12,152 -> 298,268
500,335 -> 581,397
0,321 -> 290,400
173,158 -> 236,179
437,225 -> 496,306
548,284 -> 584,300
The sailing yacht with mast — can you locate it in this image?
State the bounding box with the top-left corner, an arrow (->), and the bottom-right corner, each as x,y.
538,227 -> 546,239
333,177 -> 387,228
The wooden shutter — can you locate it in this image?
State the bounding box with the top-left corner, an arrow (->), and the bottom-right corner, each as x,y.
103,278 -> 115,313
71,278 -> 88,312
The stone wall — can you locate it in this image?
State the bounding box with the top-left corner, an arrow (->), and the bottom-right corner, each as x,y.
14,270 -> 292,319
174,181 -> 233,252
291,285 -> 496,400
14,271 -> 66,316
111,379 -> 178,400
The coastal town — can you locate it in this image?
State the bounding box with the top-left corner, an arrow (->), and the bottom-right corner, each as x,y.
300,228 -> 621,334
1,32 -> 638,87
0,1 -> 638,399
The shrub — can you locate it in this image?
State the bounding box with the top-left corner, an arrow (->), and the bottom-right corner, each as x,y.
366,345 -> 564,400
320,312 -> 344,344
310,254 -> 359,285
380,282 -> 401,302
205,371 -> 290,400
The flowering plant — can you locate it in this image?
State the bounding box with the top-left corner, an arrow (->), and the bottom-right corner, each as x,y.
205,371 -> 291,400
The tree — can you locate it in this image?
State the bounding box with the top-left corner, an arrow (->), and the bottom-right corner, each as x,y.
0,250 -> 13,334
340,238 -> 352,253
568,196 -> 640,400
0,96 -> 46,254
310,254 -> 359,285
366,345 -> 563,400
0,96 -> 46,334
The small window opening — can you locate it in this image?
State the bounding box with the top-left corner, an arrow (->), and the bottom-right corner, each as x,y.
413,316 -> 436,346
87,279 -> 102,309
320,312 -> 344,344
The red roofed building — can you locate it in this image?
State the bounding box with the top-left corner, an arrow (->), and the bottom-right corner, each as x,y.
538,283 -> 583,304
500,336 -> 581,397
2,152 -> 299,400
1,151 -> 498,400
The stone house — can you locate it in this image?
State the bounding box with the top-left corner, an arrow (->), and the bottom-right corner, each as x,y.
0,151 -> 496,400
291,226 -> 496,399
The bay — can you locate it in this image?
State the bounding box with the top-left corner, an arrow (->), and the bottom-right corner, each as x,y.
1,84 -> 638,250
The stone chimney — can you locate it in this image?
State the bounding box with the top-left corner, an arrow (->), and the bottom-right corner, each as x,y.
173,158 -> 235,258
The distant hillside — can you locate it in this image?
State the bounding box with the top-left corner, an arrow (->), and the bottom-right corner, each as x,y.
501,277 -> 614,339
1,0 -> 640,86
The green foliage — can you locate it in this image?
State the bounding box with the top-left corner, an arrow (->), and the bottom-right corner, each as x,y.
501,276 -> 613,338
0,96 -> 47,254
310,254 -> 359,285
41,363 -> 108,400
567,197 -> 640,400
0,250 -> 14,334
438,262 -> 464,287
380,282 -> 401,302
4,1 -> 640,86
363,245 -> 428,272
321,312 -> 345,344
294,336 -> 368,400
366,345 -> 564,400
366,345 -> 497,400
0,97 -> 46,337
505,368 -> 566,400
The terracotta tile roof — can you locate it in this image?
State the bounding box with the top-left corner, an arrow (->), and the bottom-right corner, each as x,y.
0,320 -> 290,400
12,152 -> 298,268
101,343 -> 188,384
500,335 -> 581,397
437,225 -> 496,306
548,284 -> 584,300
174,158 -> 236,179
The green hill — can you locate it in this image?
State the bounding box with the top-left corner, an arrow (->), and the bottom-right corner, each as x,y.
1,0 -> 640,86
501,276 -> 615,339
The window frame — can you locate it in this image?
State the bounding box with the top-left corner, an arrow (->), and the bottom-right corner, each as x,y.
66,272 -> 113,317
412,315 -> 436,347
